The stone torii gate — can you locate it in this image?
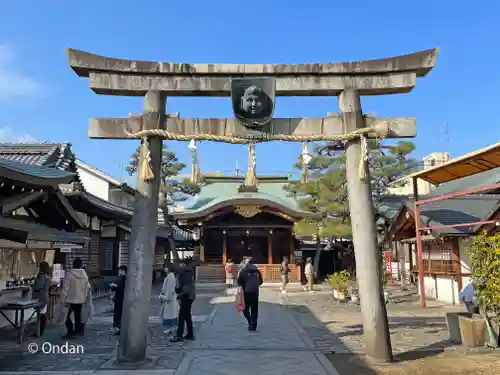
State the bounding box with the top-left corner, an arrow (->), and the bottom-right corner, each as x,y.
67,48 -> 437,364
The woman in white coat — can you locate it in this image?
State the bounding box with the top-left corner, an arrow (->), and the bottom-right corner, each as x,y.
159,264 -> 179,335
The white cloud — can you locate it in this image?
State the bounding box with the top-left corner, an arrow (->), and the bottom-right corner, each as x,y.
0,127 -> 37,143
0,44 -> 43,102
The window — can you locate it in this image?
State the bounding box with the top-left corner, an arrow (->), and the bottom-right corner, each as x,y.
101,240 -> 115,271
421,241 -> 455,274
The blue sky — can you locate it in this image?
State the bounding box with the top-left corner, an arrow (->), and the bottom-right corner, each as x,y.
1,1 -> 499,181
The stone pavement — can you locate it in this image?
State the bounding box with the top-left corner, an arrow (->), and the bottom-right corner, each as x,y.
0,283 -> 224,374
0,283 -> 458,374
174,289 -> 338,375
281,285 -> 464,354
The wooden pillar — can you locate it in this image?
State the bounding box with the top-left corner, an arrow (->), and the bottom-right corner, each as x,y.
397,241 -> 407,290
340,89 -> 392,362
222,231 -> 227,264
451,237 -> 462,292
200,241 -> 205,263
267,230 -> 273,264
289,233 -> 295,263
118,91 -> 164,363
414,202 -> 426,309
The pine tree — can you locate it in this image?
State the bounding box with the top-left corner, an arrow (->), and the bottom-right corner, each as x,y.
286,140 -> 416,274
126,144 -> 201,262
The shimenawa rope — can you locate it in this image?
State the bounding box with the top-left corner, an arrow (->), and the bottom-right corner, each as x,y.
134,120 -> 389,181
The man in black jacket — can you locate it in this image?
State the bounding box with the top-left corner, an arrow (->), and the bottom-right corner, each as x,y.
110,265 -> 127,336
237,257 -> 263,331
171,261 -> 196,342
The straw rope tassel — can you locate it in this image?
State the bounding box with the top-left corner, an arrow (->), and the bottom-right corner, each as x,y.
244,143 -> 258,187
138,138 -> 154,181
358,134 -> 369,180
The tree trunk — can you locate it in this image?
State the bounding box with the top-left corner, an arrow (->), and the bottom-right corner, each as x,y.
398,242 -> 407,290
159,183 -> 179,264
313,232 -> 321,280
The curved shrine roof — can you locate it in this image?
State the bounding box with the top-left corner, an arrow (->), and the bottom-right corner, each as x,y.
173,175 -> 307,220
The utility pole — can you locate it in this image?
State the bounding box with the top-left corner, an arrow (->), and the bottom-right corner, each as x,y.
117,91 -> 165,363
340,90 -> 393,362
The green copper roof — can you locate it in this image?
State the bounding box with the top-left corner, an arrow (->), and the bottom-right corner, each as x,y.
185,175 -> 301,213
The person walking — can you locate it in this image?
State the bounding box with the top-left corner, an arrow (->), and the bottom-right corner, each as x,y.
110,265 -> 127,335
171,260 -> 196,342
304,257 -> 314,292
60,258 -> 91,338
237,257 -> 263,331
225,258 -> 235,289
459,280 -> 479,313
280,256 -> 290,294
31,261 -> 51,337
159,264 -> 179,336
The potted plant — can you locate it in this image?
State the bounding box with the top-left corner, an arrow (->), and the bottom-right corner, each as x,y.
327,273 -> 339,299
464,232 -> 500,348
336,270 -> 351,301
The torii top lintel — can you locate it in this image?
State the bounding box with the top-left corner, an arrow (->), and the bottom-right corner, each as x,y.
66,48 -> 438,97
67,48 -> 438,77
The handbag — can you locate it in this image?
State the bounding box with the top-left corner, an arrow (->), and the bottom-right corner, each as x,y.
235,287 -> 245,312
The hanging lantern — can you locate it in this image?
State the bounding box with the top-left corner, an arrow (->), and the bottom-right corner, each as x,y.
188,139 -> 197,151
301,142 -> 312,165
192,227 -> 200,241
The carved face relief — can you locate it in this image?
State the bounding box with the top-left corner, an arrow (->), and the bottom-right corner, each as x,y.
240,86 -> 266,116
231,77 -> 276,130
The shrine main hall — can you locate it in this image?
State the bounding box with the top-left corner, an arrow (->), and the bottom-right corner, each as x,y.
173,174 -> 308,282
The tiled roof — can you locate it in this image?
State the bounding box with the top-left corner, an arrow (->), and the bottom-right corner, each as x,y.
429,167 -> 500,196
0,158 -> 76,182
65,191 -> 133,221
185,175 -> 301,213
0,217 -> 88,244
376,195 -> 409,221
406,194 -> 500,235
0,142 -> 84,190
0,143 -> 74,168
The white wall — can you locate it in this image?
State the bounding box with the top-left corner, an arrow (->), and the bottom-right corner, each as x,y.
388,151 -> 450,196
77,166 -> 110,201
419,275 -> 459,304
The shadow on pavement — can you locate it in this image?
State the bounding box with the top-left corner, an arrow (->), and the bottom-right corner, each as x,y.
282,292 -> 460,375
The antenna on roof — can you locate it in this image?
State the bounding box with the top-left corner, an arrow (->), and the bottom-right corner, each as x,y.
439,122 -> 450,153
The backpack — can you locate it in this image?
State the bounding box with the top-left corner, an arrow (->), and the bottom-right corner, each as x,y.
244,270 -> 261,293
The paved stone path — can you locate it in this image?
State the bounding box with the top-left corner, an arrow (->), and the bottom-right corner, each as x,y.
281,285 -> 463,354
0,283 -> 223,374
1,283 -> 458,374
175,289 -> 338,375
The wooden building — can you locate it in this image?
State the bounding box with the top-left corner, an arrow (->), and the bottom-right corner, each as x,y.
0,143 -> 171,280
386,194 -> 499,304
0,157 -> 88,278
0,157 -> 89,327
174,175 -> 308,282
386,142 -> 500,305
